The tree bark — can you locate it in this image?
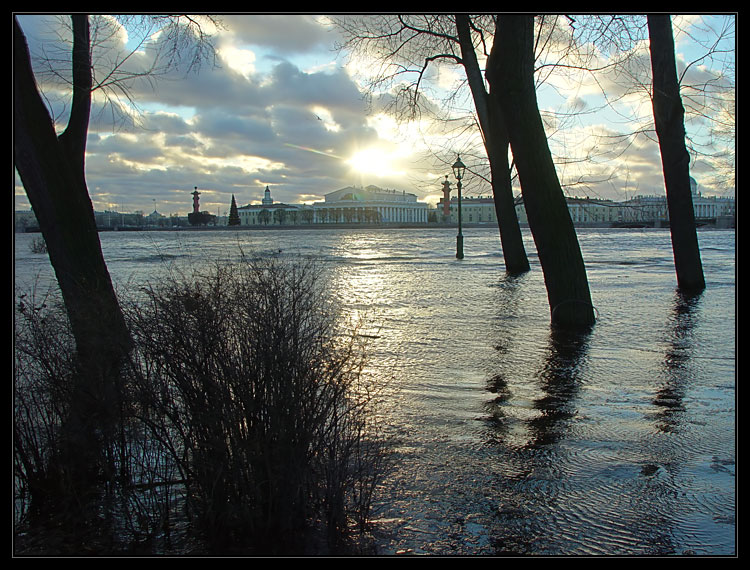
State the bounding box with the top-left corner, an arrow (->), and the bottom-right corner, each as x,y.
14,15 -> 131,509
487,15 -> 595,328
456,14 -> 530,274
647,15 -> 706,293
14,15 -> 131,357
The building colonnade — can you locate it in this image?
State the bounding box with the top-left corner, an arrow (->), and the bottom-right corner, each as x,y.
312,203 -> 428,224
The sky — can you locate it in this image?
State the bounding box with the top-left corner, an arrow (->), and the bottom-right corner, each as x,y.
13,14 -> 735,218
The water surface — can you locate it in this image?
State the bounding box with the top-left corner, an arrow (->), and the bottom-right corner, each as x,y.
14,226 -> 735,555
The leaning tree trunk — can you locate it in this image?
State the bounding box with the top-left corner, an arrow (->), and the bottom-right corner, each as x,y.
487,14 -> 595,328
14,15 -> 131,514
456,14 -> 530,274
647,15 -> 706,293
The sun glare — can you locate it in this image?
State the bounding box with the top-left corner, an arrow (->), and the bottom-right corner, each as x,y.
347,147 -> 404,177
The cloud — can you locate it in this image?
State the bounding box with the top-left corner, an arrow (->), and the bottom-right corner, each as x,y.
14,14 -> 734,215
15,15 -> 391,214
220,14 -> 336,55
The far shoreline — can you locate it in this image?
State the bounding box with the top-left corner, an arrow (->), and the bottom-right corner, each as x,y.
18,220 -> 736,234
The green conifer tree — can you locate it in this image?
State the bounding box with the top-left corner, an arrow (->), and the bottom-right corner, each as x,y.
228,194 -> 241,226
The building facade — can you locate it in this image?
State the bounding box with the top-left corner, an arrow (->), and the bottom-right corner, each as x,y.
617,178 -> 735,225
553,197 -> 620,225
688,176 -> 735,219
237,186 -> 307,226
438,195 -> 499,224
236,184 -> 429,226
233,178 -> 733,228
438,176 -> 734,227
311,185 -> 429,224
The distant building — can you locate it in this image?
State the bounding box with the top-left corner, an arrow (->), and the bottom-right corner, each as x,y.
438,176 -> 734,228
146,209 -> 165,226
94,210 -> 147,229
618,195 -> 670,225
236,184 -> 429,225
311,185 -> 429,224
227,177 -> 735,229
237,186 -> 305,226
562,197 -> 620,225
689,177 -> 735,220
438,195 -> 500,224
618,178 -> 734,226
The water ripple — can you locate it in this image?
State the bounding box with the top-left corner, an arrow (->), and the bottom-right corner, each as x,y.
14,227 -> 735,555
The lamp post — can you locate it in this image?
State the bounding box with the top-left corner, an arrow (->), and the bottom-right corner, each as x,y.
452,155 -> 466,259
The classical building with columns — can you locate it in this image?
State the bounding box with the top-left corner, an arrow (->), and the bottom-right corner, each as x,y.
311,185 -> 429,224
235,184 -> 429,226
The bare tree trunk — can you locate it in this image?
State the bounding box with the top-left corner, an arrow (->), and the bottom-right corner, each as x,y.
14,15 -> 131,513
647,15 -> 706,293
456,14 -> 530,274
487,15 -> 595,328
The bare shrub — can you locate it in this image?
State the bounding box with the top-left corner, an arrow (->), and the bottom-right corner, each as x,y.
14,289 -> 76,525
124,256 -> 389,554
14,256 -> 389,555
14,287 -> 137,553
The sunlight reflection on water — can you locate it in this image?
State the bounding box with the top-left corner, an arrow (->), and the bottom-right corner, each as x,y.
14,226 -> 735,555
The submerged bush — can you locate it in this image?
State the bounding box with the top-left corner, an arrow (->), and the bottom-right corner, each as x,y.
14,289 -> 77,524
125,256 -> 388,553
14,256 -> 389,555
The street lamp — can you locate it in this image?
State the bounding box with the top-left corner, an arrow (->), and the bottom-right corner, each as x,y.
452,154 -> 466,259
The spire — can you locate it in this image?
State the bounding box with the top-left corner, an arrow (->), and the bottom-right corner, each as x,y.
262,185 -> 273,206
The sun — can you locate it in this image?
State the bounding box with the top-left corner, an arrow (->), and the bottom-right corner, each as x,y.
347,147 -> 405,177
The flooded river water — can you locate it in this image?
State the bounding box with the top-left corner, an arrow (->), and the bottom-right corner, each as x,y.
14,226 -> 735,555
